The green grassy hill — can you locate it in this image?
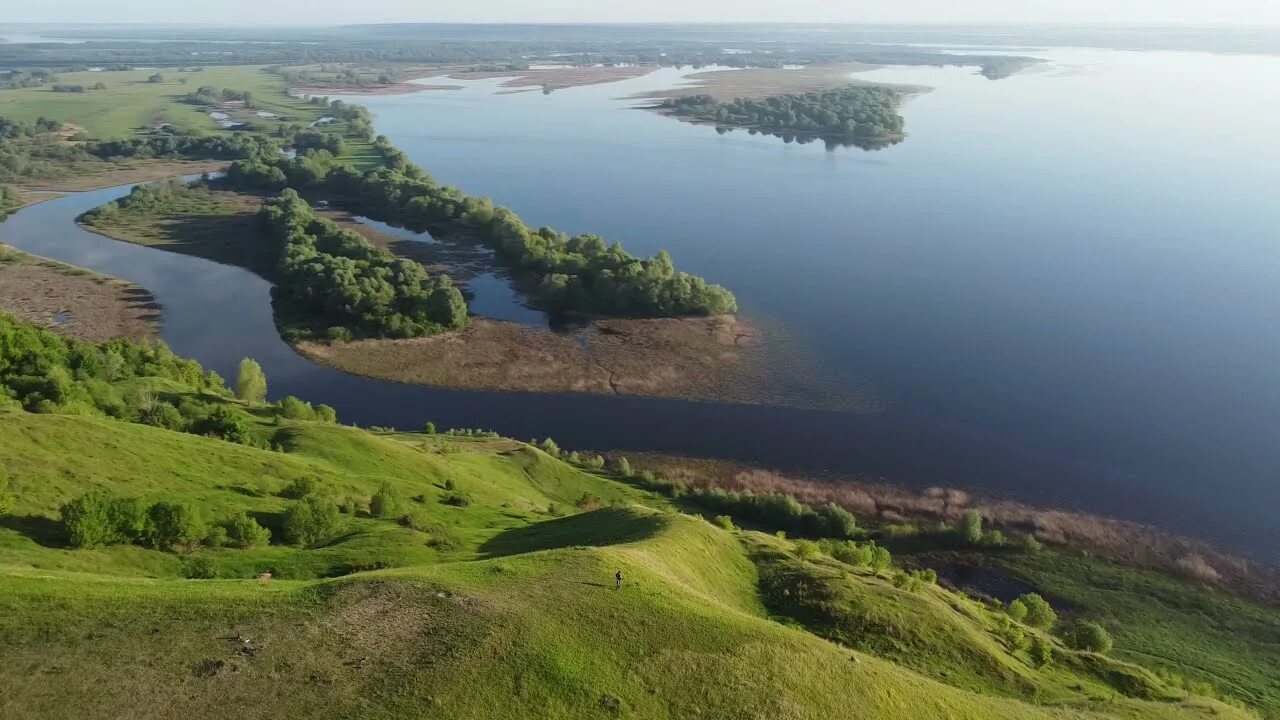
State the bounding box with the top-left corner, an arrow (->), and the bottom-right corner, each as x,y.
0,314 -> 1266,719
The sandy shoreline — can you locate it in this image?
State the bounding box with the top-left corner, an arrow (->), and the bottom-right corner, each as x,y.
0,245 -> 158,343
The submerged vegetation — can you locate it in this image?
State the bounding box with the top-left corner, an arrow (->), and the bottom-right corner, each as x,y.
659,85 -> 906,148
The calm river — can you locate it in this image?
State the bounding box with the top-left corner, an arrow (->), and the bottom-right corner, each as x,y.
5,47 -> 1279,560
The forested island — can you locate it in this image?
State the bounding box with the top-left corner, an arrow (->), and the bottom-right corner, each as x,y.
658,85 -> 907,149
221,136 -> 738,317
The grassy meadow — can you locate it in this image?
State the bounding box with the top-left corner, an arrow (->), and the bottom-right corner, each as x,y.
0,65 -> 380,166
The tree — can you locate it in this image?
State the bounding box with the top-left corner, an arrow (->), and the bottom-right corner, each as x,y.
959,510 -> 983,545
225,513 -> 271,548
423,421 -> 436,435
148,501 -> 206,551
1030,636 -> 1053,667
60,490 -> 116,548
814,502 -> 858,538
1064,621 -> 1113,654
615,456 -> 633,478
1006,598 -> 1029,623
1017,593 -> 1058,630
235,357 -> 267,402
283,495 -> 342,545
370,481 -> 403,519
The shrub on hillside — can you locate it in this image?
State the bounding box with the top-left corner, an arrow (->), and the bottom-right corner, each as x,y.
794,539 -> 822,561
370,481 -> 403,518
614,456 -> 633,478
813,502 -> 858,538
148,501 -> 206,551
1006,597 -> 1029,623
1063,620 -> 1114,654
1030,635 -> 1053,667
280,476 -> 321,499
282,495 -> 343,546
820,539 -> 892,571
137,400 -> 185,431
713,514 -> 735,530
107,496 -> 150,543
235,357 -> 267,403
224,513 -> 271,548
1017,592 -> 1058,630
60,490 -> 116,548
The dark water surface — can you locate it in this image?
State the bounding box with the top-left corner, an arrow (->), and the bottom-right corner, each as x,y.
5,48 -> 1279,560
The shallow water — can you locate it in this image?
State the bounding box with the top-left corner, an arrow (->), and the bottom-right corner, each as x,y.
4,47 -> 1280,561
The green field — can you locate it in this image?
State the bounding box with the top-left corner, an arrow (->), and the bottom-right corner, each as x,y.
0,65 -> 379,165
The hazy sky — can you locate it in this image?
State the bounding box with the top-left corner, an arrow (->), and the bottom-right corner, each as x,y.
4,0 -> 1277,26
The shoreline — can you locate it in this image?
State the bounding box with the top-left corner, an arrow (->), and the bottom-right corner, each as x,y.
0,244 -> 159,343
613,451 -> 1280,604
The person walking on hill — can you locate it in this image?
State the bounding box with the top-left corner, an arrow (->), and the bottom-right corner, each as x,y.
615,570 -> 623,591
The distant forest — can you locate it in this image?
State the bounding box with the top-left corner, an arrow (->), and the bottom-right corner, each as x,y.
660,86 -> 906,150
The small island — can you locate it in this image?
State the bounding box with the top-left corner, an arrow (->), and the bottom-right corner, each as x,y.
657,85 -> 907,149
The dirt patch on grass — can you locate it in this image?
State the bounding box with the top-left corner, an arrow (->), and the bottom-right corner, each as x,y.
0,245 -> 158,342
448,65 -> 656,93
21,160 -> 227,192
632,63 -> 914,102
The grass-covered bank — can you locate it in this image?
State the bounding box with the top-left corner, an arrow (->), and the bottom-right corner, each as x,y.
0,312 -> 1273,719
608,452 -> 1280,717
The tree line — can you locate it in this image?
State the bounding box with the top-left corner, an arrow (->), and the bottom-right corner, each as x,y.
223,138 -> 736,317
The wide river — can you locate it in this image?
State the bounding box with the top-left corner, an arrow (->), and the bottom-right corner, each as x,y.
4,47 -> 1279,560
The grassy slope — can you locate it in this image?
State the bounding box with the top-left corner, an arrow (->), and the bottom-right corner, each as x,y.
0,406 -> 1258,720
982,551 -> 1280,716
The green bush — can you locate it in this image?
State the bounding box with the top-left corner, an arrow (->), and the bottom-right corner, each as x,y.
370,481 -> 403,518
137,401 -> 185,431
1064,621 -> 1114,654
423,421 -> 436,435
713,515 -> 735,530
225,513 -> 271,548
1006,598 -> 1029,623
279,476 -> 320,499
1030,635 -> 1053,667
1017,592 -> 1058,630
813,502 -> 858,538
282,495 -> 343,546
794,539 -> 822,561
181,555 -> 219,579
959,510 -> 984,545
234,357 -> 267,403
148,501 -> 206,551
615,456 -> 633,478
104,496 -> 148,543
60,490 -> 116,548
